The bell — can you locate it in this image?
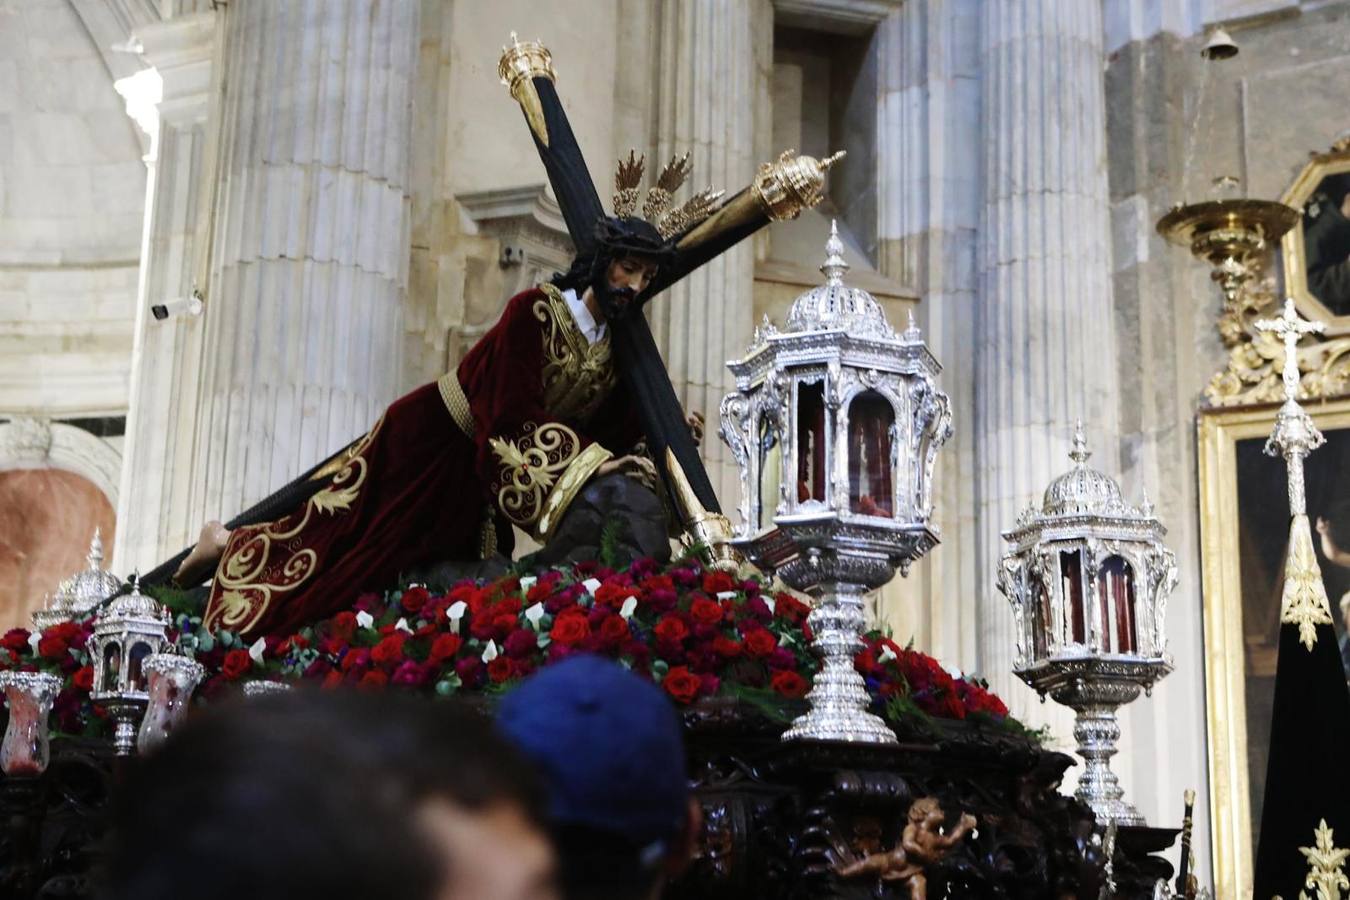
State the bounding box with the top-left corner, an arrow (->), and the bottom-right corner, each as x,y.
1200,27 -> 1238,61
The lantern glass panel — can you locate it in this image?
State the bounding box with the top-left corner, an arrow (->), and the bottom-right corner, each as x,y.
102,641 -> 120,689
1060,550 -> 1087,644
128,641 -> 153,692
1098,556 -> 1137,653
757,417 -> 782,531
847,391 -> 895,517
1032,579 -> 1050,657
796,381 -> 827,504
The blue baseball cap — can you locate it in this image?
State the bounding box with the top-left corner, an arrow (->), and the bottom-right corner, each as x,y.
495,655 -> 689,857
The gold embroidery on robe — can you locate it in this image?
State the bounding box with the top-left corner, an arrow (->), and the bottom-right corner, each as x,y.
490,421 -> 612,536
205,417 -> 383,635
535,283 -> 618,423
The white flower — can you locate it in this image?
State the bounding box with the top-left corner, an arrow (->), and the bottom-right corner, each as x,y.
519,576 -> 537,592
878,643 -> 898,664
716,590 -> 738,601
395,617 -> 413,634
482,640 -> 499,663
582,577 -> 602,595
763,595 -> 776,614
355,611 -> 374,629
525,603 -> 545,628
248,637 -> 267,664
446,600 -> 468,634
27,631 -> 41,653
619,596 -> 638,620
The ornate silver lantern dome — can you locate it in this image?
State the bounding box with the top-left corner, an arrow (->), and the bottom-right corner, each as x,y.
33,529 -> 121,630
721,221 -> 952,743
997,423 -> 1177,826
91,575 -> 171,755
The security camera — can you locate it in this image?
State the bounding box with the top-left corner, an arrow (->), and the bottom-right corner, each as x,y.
151,291 -> 204,321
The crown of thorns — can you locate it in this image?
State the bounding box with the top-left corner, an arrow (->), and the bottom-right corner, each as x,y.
612,150 -> 724,240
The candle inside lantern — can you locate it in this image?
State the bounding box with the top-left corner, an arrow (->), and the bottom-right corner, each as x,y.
1098,556 -> 1137,653
847,391 -> 895,517
795,382 -> 827,503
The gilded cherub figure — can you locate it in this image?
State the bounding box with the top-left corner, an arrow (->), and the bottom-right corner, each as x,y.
836,797 -> 977,900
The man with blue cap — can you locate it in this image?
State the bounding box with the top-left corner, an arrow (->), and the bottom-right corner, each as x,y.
497,655 -> 701,900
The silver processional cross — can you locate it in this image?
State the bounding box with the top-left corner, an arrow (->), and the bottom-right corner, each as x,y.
1254,298 -> 1325,516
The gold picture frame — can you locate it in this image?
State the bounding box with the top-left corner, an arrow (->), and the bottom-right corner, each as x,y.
1197,396 -> 1350,900
1280,147 -> 1350,337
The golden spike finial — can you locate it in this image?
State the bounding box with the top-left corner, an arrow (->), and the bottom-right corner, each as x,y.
644,152 -> 693,222
613,150 -> 645,218
657,187 -> 726,239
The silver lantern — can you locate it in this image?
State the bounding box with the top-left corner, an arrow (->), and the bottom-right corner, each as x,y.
996,423 -> 1177,826
720,221 -> 952,743
33,528 -> 121,630
90,575 -> 171,755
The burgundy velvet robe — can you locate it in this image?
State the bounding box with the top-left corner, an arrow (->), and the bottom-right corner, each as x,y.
201,286 -> 642,638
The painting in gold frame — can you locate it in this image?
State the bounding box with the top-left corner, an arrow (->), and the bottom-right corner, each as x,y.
1280,147 -> 1350,336
1197,396 -> 1350,900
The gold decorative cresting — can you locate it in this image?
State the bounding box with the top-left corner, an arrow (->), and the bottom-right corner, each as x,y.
753,149 -> 846,221
1293,820 -> 1349,900
1157,198 -> 1299,304
664,448 -> 741,572
498,33 -> 556,146
1257,299 -> 1335,652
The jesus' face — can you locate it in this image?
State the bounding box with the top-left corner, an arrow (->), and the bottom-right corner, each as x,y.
595,254 -> 659,321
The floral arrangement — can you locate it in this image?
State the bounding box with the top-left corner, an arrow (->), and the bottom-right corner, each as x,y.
0,556 -> 1025,740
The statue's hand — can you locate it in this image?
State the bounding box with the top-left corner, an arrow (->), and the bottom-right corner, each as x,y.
686,411 -> 704,447
598,454 -> 658,491
174,520 -> 231,586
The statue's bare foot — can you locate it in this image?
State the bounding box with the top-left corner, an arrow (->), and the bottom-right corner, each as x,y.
174,520 -> 231,586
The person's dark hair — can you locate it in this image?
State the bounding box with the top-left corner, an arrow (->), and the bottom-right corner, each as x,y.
1321,497 -> 1350,553
101,689 -> 545,900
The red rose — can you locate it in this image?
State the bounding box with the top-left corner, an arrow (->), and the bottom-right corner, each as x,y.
712,636 -> 743,658
774,592 -> 811,624
396,588 -> 429,615
359,670 -> 389,689
653,617 -> 689,644
689,598 -> 724,626
37,636 -> 69,660
221,649 -> 252,680
550,611 -> 591,645
321,669 -> 344,690
0,629 -> 30,654
770,670 -> 810,699
371,634 -> 407,668
662,666 -> 701,704
599,616 -> 630,645
72,666 -> 94,692
593,580 -> 633,609
744,629 -> 777,658
330,611 -> 357,642
702,571 -> 736,594
428,634 -> 463,666
487,656 -> 516,684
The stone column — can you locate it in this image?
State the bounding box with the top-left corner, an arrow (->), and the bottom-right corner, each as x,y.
646,0 -> 772,513
114,10 -> 221,571
189,0 -> 419,523
974,0 -> 1121,722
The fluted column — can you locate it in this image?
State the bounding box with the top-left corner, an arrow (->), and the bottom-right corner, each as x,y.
189,0 -> 419,523
646,0 -> 772,513
974,0 -> 1121,721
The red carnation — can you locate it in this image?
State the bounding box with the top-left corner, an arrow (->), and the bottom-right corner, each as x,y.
702,571 -> 736,595
72,666 -> 94,692
689,598 -> 724,626
662,666 -> 701,704
487,656 -> 516,684
221,649 -> 252,680
653,617 -> 689,644
771,670 -> 810,699
744,629 -> 777,658
37,636 -> 69,660
359,670 -> 389,689
550,610 -> 591,645
598,616 -> 630,645
428,633 -> 463,666
712,636 -> 743,658
370,634 -> 407,668
1,629 -> 30,654
401,586 -> 430,614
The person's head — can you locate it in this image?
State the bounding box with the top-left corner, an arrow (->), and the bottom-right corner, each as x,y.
103,689 -> 557,900
496,656 -> 698,900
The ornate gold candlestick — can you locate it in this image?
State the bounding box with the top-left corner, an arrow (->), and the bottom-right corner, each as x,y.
1156,198 -> 1299,303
